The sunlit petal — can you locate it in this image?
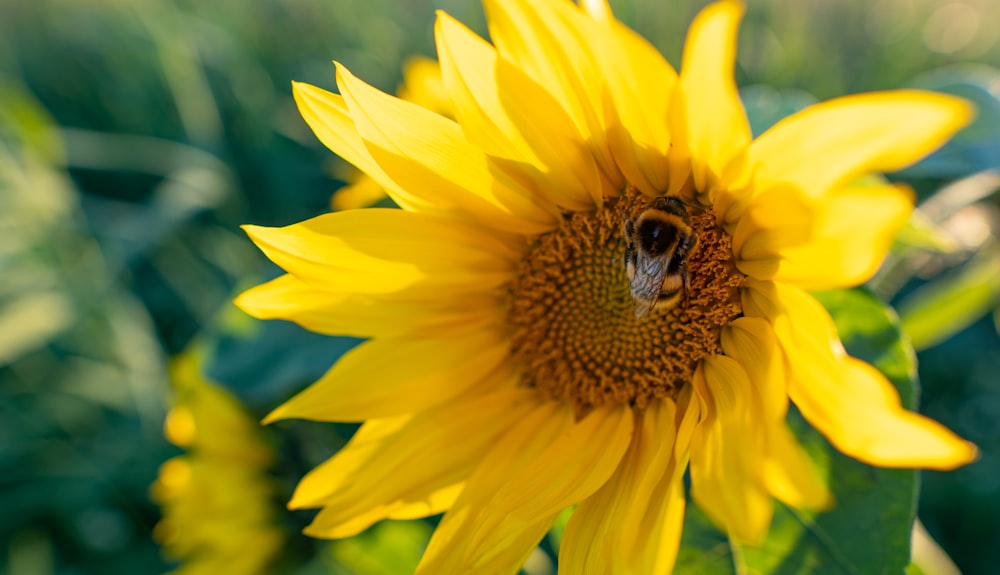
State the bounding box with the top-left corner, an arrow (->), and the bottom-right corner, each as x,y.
560,397 -> 699,574
336,63 -> 559,233
750,91 -> 973,199
673,0 -> 751,195
743,279 -> 978,470
297,388 -> 537,538
417,403 -> 632,574
264,328 -> 511,423
236,274 -> 501,338
690,356 -> 772,544
242,209 -> 518,296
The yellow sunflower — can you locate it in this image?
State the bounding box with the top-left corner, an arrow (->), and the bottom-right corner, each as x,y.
152,351 -> 284,575
237,0 -> 977,572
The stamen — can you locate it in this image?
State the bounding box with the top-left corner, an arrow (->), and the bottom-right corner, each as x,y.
505,190 -> 745,413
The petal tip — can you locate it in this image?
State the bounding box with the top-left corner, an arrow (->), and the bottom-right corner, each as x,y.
261,406 -> 287,425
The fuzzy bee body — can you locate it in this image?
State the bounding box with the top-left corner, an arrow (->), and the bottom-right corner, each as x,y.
623,196 -> 698,319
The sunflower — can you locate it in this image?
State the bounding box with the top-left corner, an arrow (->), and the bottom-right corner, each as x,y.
152,350 -> 284,575
236,0 -> 977,572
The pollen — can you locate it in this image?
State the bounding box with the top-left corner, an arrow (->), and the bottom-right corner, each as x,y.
505,190 -> 745,413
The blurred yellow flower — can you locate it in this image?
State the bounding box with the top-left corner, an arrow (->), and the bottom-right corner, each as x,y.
152,351 -> 284,575
331,56 -> 451,211
238,0 -> 977,572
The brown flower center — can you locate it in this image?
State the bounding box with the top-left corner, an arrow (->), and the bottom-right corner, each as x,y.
505,189 -> 745,413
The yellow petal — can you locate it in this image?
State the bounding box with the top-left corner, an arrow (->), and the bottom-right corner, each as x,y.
742,279 -> 978,470
416,401 -> 572,573
721,318 -> 788,422
330,173 -> 387,211
336,63 -> 560,234
750,91 -> 974,199
235,274 -> 501,339
264,328 -> 511,423
721,318 -> 832,510
298,388 -> 539,538
434,12 -> 567,216
690,356 -> 773,544
484,0 -> 618,190
291,415 -> 411,508
437,4 -> 616,210
560,398 -> 697,574
764,425 -> 833,510
736,183 -> 913,289
292,81 -> 429,213
584,1 -> 676,195
242,209 -> 517,297
674,0 -> 751,194
485,0 -> 600,134
494,58 -> 607,210
434,12 -> 540,164
417,403 -> 633,574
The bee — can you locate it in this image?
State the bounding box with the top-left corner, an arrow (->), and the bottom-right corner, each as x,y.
622,196 -> 698,319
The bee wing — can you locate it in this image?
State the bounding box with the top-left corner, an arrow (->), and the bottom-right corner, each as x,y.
629,254 -> 672,318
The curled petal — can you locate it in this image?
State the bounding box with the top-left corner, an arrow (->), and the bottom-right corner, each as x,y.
743,279 -> 978,470
690,356 -> 773,544
735,183 -> 913,289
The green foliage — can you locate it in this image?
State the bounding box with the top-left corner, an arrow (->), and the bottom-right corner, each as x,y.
0,82 -> 173,574
328,521 -> 432,575
899,248 -> 1000,351
676,289 -> 921,574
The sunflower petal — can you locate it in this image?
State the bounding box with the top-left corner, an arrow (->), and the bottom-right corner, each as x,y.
674,0 -> 751,193
722,318 -> 832,509
235,274 -> 501,338
484,0 -> 608,154
742,279 -> 978,470
417,403 -> 633,574
292,81 -> 429,213
263,328 -> 511,423
416,401 -> 572,573
494,58 -> 606,210
750,91 -> 974,199
736,183 -> 913,289
585,1 -> 676,194
690,356 -> 773,544
434,12 -> 542,164
560,397 -> 698,574
336,63 -> 559,234
297,388 -> 538,538
242,209 -> 517,297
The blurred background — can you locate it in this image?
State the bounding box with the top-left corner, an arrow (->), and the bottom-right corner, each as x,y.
1,0 -> 998,573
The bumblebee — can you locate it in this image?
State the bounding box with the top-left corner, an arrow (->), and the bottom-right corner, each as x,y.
622,196 -> 698,319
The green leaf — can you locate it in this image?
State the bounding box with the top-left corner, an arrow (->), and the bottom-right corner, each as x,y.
676,288 -> 919,574
898,249 -> 1000,351
328,520 -> 432,575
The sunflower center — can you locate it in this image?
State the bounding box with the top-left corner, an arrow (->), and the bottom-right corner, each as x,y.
505,189 -> 745,413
